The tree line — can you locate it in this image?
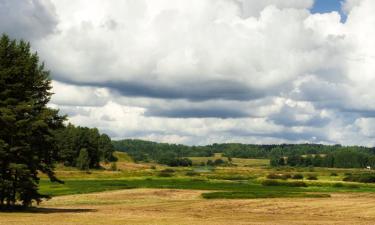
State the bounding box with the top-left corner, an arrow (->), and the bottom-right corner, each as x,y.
271,149 -> 375,168
113,139 -> 375,169
112,139 -> 212,166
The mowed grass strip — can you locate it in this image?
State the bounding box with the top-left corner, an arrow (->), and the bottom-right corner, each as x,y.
40,178 -> 333,199
202,191 -> 330,199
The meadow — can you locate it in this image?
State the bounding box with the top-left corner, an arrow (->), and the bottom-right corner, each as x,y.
2,152 -> 375,224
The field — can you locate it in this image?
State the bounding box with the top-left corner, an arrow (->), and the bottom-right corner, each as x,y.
2,153 -> 375,224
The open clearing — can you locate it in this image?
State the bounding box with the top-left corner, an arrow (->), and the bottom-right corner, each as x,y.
1,188 -> 375,225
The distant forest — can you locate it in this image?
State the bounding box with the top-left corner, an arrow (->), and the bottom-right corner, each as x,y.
113,139 -> 375,168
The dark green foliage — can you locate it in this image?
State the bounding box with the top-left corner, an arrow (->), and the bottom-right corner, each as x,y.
109,162 -> 117,171
271,149 -> 375,169
214,158 -> 225,166
76,149 -> 90,171
261,179 -> 307,187
115,139 -> 375,170
343,173 -> 375,183
54,124 -> 116,169
0,35 -> 65,208
185,171 -> 200,176
158,169 -> 175,177
266,173 -> 290,180
330,172 -> 338,176
206,160 -> 214,166
99,134 -> 116,163
161,169 -> 175,173
307,174 -> 318,180
157,154 -> 192,167
113,139 -> 214,163
292,174 -> 304,179
332,182 -> 344,187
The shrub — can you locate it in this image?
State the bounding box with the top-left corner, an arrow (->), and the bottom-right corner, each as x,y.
110,162 -> 117,171
161,169 -> 175,173
158,168 -> 175,177
330,172 -> 338,176
261,179 -> 281,186
307,174 -> 318,180
332,182 -> 344,187
292,174 -> 304,179
261,179 -> 307,187
343,173 -> 375,183
346,184 -> 360,189
332,182 -> 359,189
185,171 -> 200,176
284,174 -> 292,179
214,159 -> 226,166
287,181 -> 307,187
266,173 -> 290,180
158,172 -> 173,177
150,165 -> 156,170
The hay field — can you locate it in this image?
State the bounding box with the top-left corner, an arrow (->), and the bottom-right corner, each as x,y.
1,188 -> 375,225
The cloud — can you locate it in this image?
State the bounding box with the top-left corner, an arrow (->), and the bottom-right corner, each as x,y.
0,0 -> 58,40
36,0 -> 332,102
3,0 -> 375,145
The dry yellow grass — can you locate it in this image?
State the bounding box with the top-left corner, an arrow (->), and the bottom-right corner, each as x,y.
1,189 -> 375,225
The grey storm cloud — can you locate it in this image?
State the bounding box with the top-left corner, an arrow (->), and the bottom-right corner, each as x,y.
68,79 -> 265,102
0,0 -> 58,41
145,106 -> 250,119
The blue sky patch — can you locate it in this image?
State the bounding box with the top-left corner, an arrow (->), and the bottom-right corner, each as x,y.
311,0 -> 346,22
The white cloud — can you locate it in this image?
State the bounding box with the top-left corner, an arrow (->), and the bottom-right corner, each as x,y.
3,0 -> 375,145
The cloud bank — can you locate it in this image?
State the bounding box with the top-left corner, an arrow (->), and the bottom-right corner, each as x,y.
2,0 -> 375,145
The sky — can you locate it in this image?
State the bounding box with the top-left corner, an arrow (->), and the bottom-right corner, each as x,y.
1,0 -> 375,146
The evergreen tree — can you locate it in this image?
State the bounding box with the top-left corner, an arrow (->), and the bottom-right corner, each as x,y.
76,148 -> 90,171
0,35 -> 65,208
99,134 -> 115,163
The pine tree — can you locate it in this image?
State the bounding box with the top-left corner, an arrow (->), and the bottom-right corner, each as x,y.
76,148 -> 90,171
0,34 -> 65,209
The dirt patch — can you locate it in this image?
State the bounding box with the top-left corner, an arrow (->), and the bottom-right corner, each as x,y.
1,189 -> 375,225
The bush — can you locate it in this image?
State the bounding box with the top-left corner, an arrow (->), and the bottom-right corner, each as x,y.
266,173 -> 289,180
330,172 -> 338,176
110,162 -> 117,171
332,182 -> 344,187
185,171 -> 200,176
343,173 -> 375,183
287,181 -> 308,187
292,174 -> 304,179
161,169 -> 175,173
158,168 -> 175,177
158,172 -> 173,177
332,182 -> 359,189
307,174 -> 318,180
261,179 -> 307,187
261,179 -> 281,186
150,165 -> 156,170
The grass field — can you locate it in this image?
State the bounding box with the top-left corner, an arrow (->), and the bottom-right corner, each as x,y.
1,189 -> 375,225
3,152 -> 375,224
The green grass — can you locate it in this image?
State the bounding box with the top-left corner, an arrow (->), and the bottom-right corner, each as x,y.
40,176 -> 374,200
40,178 -> 311,197
37,158 -> 375,200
